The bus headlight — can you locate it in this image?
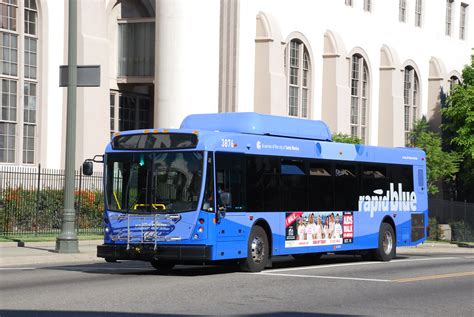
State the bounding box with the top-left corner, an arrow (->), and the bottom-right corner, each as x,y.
193,234 -> 199,240
198,227 -> 204,233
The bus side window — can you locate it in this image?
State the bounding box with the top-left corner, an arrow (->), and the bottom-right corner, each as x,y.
215,152 -> 246,212
201,154 -> 214,212
246,156 -> 263,211
309,162 -> 334,211
361,164 -> 389,196
281,159 -> 308,211
334,163 -> 359,211
390,165 -> 414,192
246,155 -> 280,212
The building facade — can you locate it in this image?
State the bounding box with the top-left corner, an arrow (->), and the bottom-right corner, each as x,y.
0,0 -> 472,169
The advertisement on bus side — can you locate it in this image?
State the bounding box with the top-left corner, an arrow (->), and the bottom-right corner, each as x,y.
285,211 -> 353,247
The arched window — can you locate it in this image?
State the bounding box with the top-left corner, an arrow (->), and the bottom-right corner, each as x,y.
350,54 -> 369,143
0,0 -> 38,164
449,75 -> 460,92
286,39 -> 310,118
403,66 -> 420,146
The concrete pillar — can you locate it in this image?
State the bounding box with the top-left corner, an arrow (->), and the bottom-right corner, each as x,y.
378,45 -> 404,147
155,0 -> 220,129
253,12 -> 286,116
427,57 -> 448,133
321,31 -> 350,135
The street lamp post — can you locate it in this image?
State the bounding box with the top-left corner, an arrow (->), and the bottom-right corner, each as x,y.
56,0 -> 79,253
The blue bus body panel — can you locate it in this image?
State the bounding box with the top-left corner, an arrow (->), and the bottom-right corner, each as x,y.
180,112 -> 332,141
104,113 -> 428,261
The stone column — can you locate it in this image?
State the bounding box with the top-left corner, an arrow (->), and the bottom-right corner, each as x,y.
427,57 -> 448,133
155,0 -> 220,129
378,45 -> 404,147
321,31 -> 350,135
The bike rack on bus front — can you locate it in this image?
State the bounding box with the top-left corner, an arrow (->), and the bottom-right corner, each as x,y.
126,214 -> 160,251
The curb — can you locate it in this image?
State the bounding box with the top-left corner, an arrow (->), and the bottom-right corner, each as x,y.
0,241 -> 103,267
420,242 -> 459,248
456,242 -> 474,248
0,240 -> 102,248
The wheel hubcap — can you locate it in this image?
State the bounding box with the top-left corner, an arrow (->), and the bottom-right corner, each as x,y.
382,230 -> 393,255
251,236 -> 265,263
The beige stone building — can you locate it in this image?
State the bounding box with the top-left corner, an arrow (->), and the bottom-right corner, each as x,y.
0,0 -> 472,169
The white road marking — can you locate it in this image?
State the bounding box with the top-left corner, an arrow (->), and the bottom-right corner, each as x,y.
0,267 -> 36,270
263,256 -> 459,273
0,266 -> 151,271
62,267 -> 152,271
258,272 -> 391,283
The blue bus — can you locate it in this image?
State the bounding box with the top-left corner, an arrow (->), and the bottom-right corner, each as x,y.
84,112 -> 428,272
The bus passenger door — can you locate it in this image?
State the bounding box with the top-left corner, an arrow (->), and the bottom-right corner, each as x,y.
214,152 -> 248,260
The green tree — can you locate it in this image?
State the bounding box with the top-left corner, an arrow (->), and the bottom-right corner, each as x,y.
332,133 -> 362,144
442,57 -> 474,200
443,61 -> 474,159
409,117 -> 461,195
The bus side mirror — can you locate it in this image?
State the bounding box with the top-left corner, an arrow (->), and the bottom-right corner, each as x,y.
83,160 -> 93,175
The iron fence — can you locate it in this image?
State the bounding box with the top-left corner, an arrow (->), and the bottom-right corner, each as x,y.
0,165 -> 104,237
429,198 -> 474,242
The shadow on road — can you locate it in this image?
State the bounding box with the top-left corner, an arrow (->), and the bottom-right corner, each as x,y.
21,246 -> 57,253
0,310 -> 354,317
36,253 -> 409,277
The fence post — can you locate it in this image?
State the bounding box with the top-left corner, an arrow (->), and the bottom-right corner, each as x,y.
77,167 -> 82,234
35,164 -> 41,236
464,200 -> 467,242
0,167 -> 4,236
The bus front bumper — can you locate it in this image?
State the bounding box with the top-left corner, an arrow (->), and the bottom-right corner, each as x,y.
97,244 -> 212,262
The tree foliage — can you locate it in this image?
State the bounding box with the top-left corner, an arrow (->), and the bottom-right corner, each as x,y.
443,60 -> 474,160
442,57 -> 474,200
332,133 -> 362,144
409,117 -> 461,195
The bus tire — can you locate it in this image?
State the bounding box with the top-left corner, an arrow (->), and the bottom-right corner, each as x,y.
240,225 -> 269,272
374,222 -> 396,261
150,259 -> 175,272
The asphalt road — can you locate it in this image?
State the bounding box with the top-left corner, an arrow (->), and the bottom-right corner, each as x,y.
1,251 -> 473,317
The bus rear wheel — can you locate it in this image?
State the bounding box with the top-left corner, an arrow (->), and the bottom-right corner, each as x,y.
150,259 -> 175,272
374,222 -> 396,261
240,226 -> 269,272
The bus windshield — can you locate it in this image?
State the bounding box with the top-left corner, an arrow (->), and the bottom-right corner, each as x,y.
106,151 -> 204,213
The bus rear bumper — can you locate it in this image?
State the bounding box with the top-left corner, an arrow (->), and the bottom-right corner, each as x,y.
97,244 -> 212,262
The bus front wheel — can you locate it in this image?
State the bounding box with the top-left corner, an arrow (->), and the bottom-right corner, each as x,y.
374,222 -> 396,261
240,226 -> 269,272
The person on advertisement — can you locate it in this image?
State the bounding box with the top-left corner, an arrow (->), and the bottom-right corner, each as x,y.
297,217 -> 306,240
315,215 -> 323,240
329,213 -> 335,239
323,216 -> 330,241
334,214 -> 343,239
305,213 -> 317,241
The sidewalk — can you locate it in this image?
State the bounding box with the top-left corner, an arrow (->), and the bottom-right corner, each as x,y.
0,240 -> 472,267
0,240 -> 104,267
398,241 -> 474,254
